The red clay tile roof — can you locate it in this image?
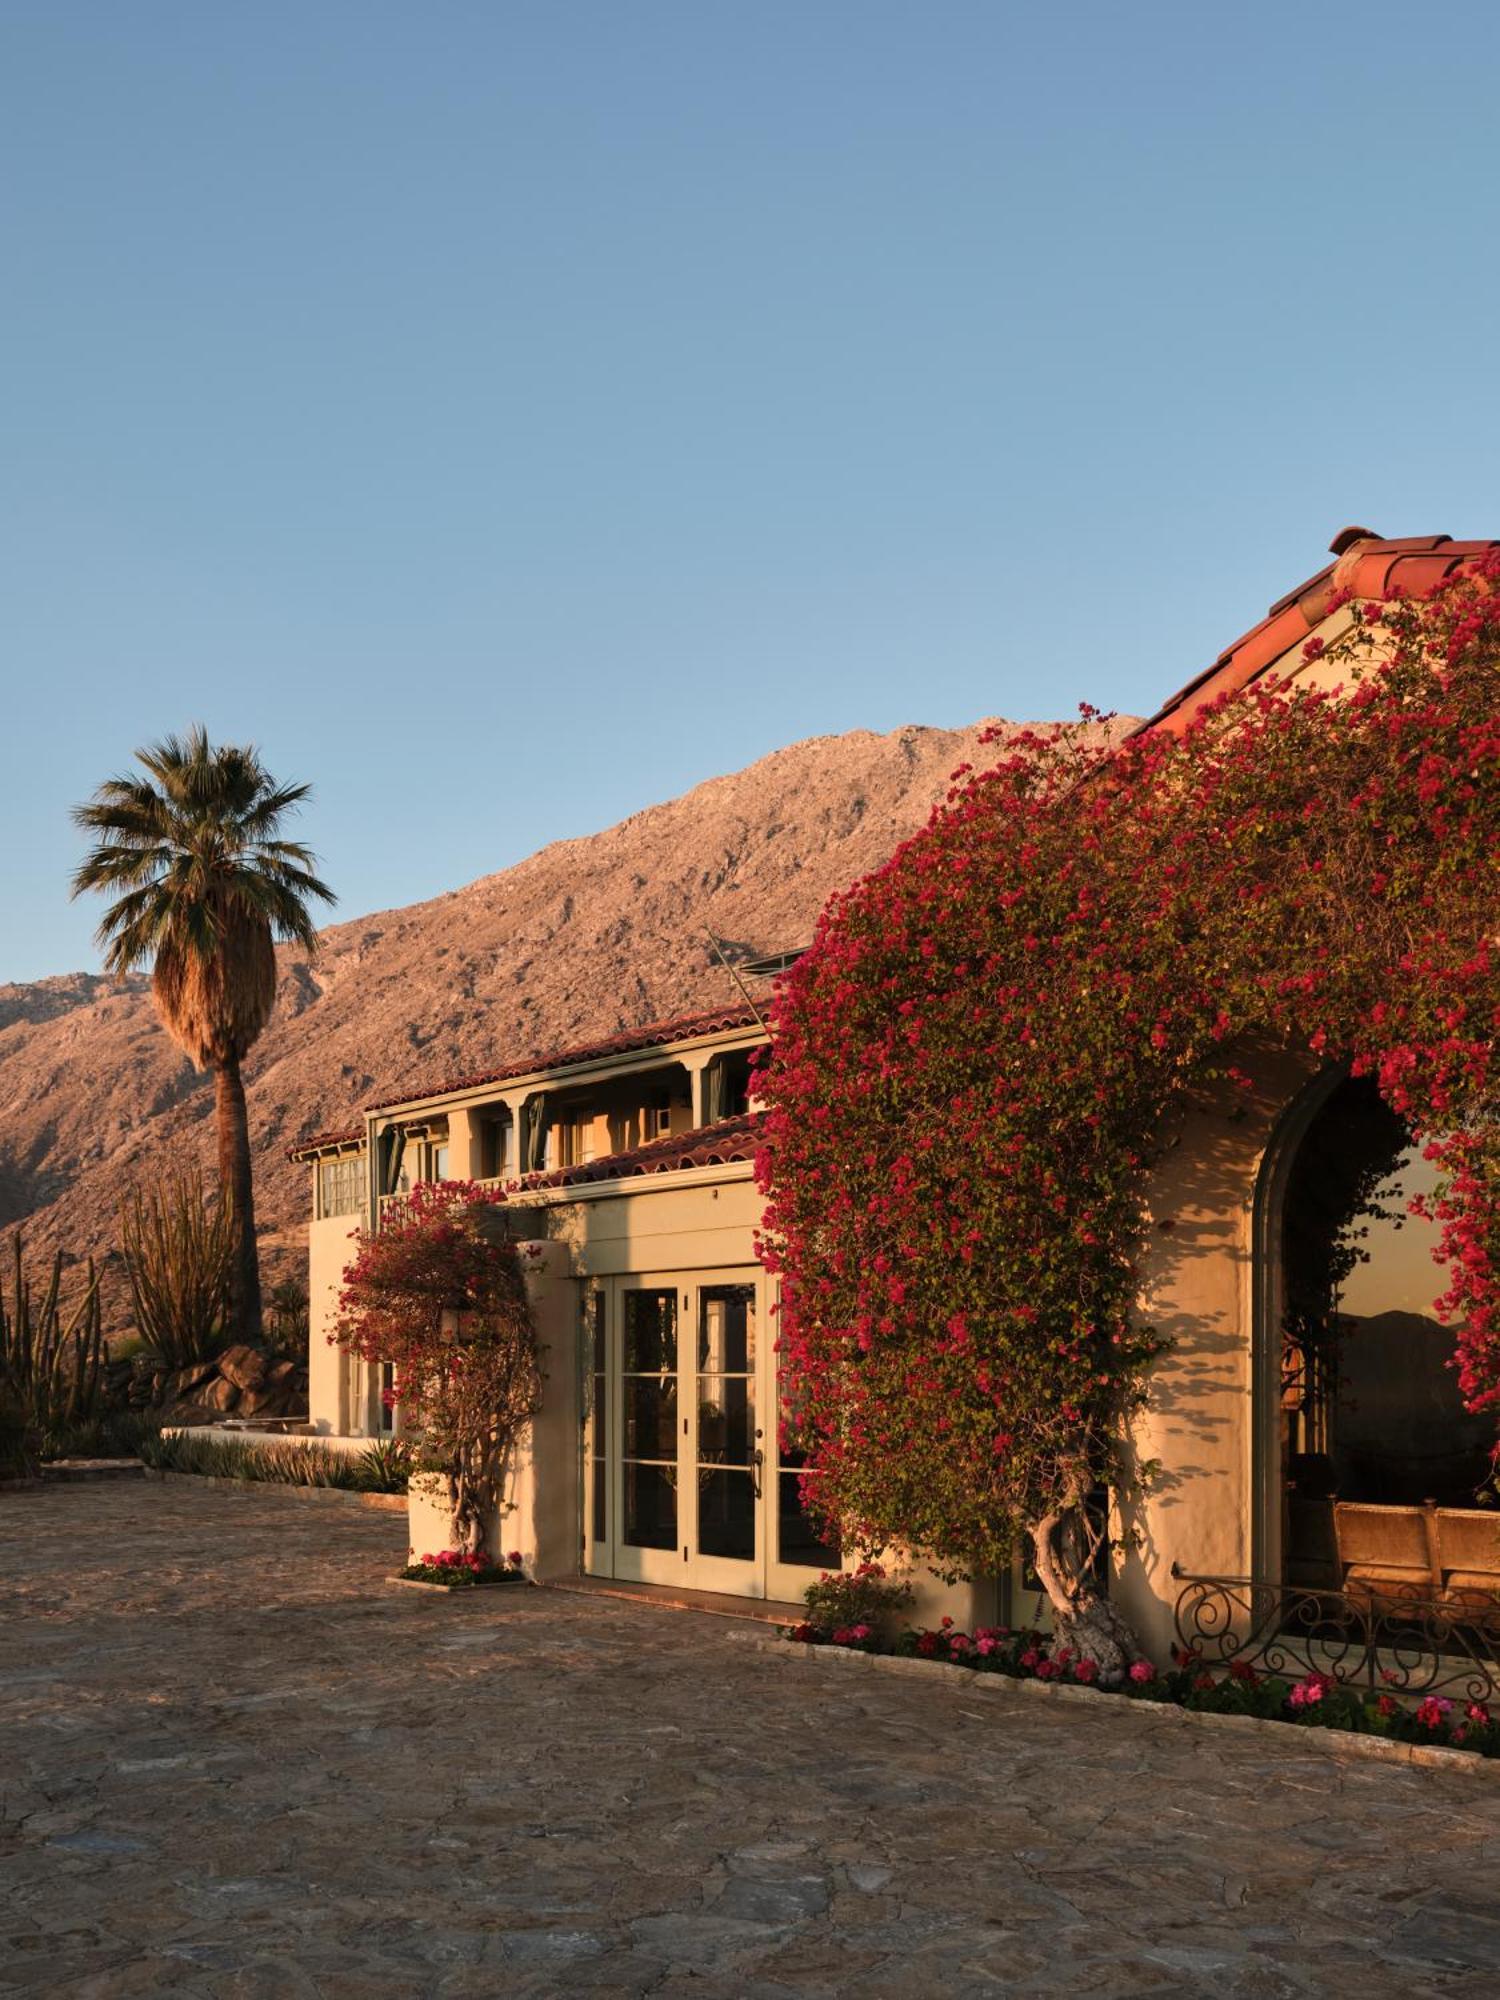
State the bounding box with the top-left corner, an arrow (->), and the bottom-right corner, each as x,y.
364,1003 -> 768,1116
517,1111 -> 763,1192
287,1125 -> 365,1162
1138,531 -> 1500,741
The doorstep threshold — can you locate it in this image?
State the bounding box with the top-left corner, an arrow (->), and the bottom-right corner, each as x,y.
543,1574 -> 802,1626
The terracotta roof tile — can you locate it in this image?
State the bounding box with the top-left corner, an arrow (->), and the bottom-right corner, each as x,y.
517,1111 -> 763,1192
364,1003 -> 767,1116
287,1125 -> 364,1162
1138,532 -> 1500,740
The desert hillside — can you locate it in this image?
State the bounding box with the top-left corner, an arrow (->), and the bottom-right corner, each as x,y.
0,717 -> 1130,1317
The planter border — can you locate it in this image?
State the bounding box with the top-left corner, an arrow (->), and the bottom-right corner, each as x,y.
145,1469 -> 408,1512
387,1574 -> 532,1594
740,1631 -> 1498,1777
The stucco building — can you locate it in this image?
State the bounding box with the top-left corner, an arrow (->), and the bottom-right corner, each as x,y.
292,529 -> 1500,1654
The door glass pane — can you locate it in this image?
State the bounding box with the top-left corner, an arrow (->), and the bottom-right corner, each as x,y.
697,1377 -> 753,1464
624,1290 -> 675,1372
626,1375 -> 678,1456
699,1469 -> 755,1559
697,1286 -> 757,1564
586,1292 -> 606,1545
698,1288 -> 753,1374
623,1289 -> 677,1550
623,1462 -> 677,1550
778,1448 -> 839,1569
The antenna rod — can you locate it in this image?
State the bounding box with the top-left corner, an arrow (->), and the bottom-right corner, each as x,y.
703,930 -> 769,1035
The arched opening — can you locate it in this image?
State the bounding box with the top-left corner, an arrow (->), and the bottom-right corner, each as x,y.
1270,1073 -> 1494,1591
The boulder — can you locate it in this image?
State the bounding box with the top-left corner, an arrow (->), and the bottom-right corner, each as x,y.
266,1359 -> 297,1386
167,1361 -> 218,1401
161,1402 -> 218,1427
215,1345 -> 268,1392
236,1380 -> 295,1418
198,1376 -> 240,1413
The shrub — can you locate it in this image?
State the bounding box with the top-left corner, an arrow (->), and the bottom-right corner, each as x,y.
0,1233 -> 105,1460
41,1408 -> 161,1462
265,1278 -> 310,1357
138,1429 -> 409,1492
399,1548 -> 526,1587
801,1560 -> 913,1637
0,1380 -> 35,1480
334,1183 -> 541,1556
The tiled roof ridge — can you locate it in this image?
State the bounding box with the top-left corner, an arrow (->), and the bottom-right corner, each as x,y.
363,1001 -> 767,1116
1138,531 -> 1500,740
287,1125 -> 364,1161
517,1110 -> 763,1192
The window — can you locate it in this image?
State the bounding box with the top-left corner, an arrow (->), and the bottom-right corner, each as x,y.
430,1143 -> 450,1182
1279,1074 -> 1493,1587
557,1113 -> 597,1168
317,1153 -> 364,1218
485,1117 -> 511,1180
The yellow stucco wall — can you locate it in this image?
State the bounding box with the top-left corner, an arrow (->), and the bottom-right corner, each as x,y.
308,1208 -> 363,1436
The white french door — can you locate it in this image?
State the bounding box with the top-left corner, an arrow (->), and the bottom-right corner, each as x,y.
583,1267 -> 838,1600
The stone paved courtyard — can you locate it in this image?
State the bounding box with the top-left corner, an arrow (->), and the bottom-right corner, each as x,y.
5,1484 -> 1500,1997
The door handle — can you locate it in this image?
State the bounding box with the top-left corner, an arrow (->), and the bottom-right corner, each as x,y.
751,1447 -> 764,1499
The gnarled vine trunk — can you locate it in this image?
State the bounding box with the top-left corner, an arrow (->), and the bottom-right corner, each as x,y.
448,1467 -> 486,1557
1030,1498 -> 1144,1685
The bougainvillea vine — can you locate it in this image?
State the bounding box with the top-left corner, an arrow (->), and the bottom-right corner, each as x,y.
755,554 -> 1500,1674
334,1180 -> 541,1556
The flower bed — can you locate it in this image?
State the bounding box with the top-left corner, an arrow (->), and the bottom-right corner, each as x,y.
397,1548 -> 527,1589
782,1618 -> 1500,1759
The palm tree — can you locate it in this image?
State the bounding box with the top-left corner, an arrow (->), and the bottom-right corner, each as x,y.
72,728 -> 335,1344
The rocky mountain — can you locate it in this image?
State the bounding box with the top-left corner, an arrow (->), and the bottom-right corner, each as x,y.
0,716 -> 1131,1324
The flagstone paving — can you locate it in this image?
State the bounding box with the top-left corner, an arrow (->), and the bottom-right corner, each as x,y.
4,1483 -> 1500,1998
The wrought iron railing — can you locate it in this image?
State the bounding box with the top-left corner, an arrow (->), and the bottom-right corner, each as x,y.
1171,1565 -> 1500,1704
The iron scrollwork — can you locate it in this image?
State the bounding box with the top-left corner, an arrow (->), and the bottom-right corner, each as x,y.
1171,1567 -> 1500,1704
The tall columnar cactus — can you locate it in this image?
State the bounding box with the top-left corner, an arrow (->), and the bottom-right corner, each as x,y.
118,1170 -> 234,1370
0,1234 -> 105,1449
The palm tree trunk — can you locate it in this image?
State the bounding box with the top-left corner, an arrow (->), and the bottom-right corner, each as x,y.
214,1055 -> 263,1344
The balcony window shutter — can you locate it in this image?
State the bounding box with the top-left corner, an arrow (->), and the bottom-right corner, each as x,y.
705,1059 -> 726,1126
524,1097 -> 552,1173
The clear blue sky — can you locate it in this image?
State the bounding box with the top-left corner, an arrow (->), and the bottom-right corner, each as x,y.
4,1 -> 1498,983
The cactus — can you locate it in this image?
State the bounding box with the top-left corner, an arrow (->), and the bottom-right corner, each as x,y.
118,1170 -> 234,1371
0,1233 -> 105,1458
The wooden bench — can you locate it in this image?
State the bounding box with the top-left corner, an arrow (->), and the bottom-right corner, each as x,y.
1334,1501 -> 1500,1624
